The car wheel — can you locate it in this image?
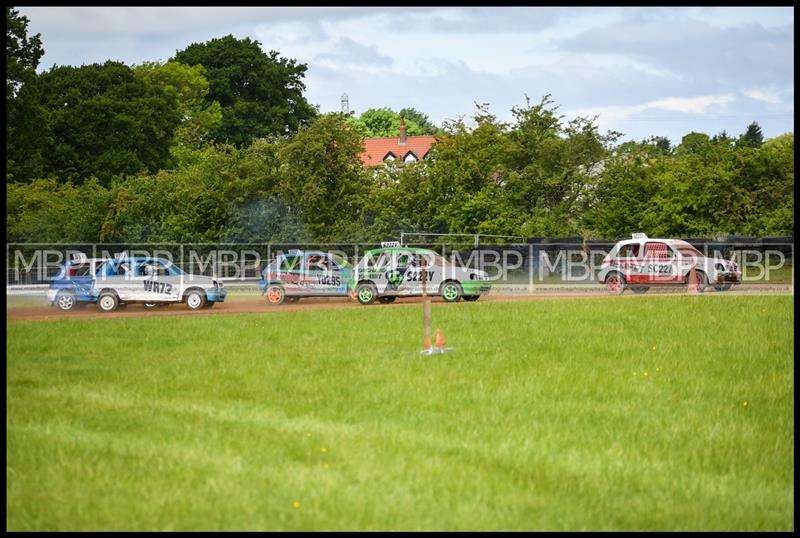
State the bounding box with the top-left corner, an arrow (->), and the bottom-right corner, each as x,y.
203,301 -> 215,308
714,283 -> 733,292
378,296 -> 396,304
184,290 -> 206,310
694,271 -> 708,292
356,282 -> 377,305
55,291 -> 77,311
144,303 -> 158,308
266,285 -> 285,305
97,292 -> 119,313
630,286 -> 649,294
286,297 -> 300,303
463,295 -> 480,302
605,272 -> 626,295
441,281 -> 462,303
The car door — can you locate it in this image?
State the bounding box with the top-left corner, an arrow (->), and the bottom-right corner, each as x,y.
96,260 -> 135,301
130,259 -> 179,302
306,254 -> 347,295
642,242 -> 678,284
276,254 -> 305,296
616,242 -> 644,284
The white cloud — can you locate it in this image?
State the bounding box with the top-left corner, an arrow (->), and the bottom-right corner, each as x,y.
570,94 -> 736,122
743,89 -> 782,104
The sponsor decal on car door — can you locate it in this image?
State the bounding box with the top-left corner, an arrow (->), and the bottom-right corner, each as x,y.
642,242 -> 680,283
386,252 -> 439,295
306,254 -> 346,295
137,260 -> 181,301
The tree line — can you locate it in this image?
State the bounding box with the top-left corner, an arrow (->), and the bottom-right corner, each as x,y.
6,7 -> 794,244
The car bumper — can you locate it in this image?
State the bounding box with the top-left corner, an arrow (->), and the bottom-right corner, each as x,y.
46,288 -> 98,303
714,272 -> 741,284
206,288 -> 227,302
462,282 -> 491,295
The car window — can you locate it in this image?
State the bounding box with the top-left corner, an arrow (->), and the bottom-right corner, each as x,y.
306,255 -> 330,271
644,242 -> 673,260
617,244 -> 641,258
138,260 -> 171,277
67,263 -> 92,277
363,253 -> 388,269
677,246 -> 702,258
279,255 -> 303,272
396,253 -> 418,268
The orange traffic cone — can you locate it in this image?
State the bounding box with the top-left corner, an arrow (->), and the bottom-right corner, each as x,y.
687,263 -> 699,294
424,334 -> 432,350
434,328 -> 446,348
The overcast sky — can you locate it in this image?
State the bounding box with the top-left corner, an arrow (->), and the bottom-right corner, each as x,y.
19,6 -> 794,144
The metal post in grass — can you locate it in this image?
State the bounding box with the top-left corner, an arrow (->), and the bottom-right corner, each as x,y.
421,254 -> 432,352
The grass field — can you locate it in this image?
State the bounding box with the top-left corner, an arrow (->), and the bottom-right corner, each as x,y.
6,295 -> 794,531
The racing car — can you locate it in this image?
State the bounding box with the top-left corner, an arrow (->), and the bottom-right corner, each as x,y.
46,256 -> 107,311
598,233 -> 741,294
259,250 -> 353,305
348,243 -> 491,305
90,255 -> 226,312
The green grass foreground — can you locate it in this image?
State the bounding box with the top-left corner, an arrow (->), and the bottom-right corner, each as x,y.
6,295 -> 794,531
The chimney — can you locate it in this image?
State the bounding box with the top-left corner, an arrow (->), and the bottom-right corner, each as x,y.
398,116 -> 407,145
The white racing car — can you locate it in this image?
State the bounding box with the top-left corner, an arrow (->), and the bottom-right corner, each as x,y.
598,233 -> 741,294
349,243 -> 491,305
91,255 -> 227,312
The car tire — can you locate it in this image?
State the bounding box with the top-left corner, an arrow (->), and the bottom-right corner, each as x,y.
184,289 -> 206,310
630,286 -> 649,294
55,291 -> 77,311
356,282 -> 378,305
286,297 -> 300,303
695,271 -> 708,292
97,292 -> 119,313
144,303 -> 158,308
266,285 -> 285,305
203,301 -> 215,308
605,272 -> 626,295
378,296 -> 396,304
687,270 -> 708,293
714,283 -> 733,292
463,295 -> 480,302
441,281 -> 462,303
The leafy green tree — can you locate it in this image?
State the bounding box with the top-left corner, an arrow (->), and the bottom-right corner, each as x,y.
676,132 -> 710,155
173,35 -> 317,147
100,139 -> 282,243
35,61 -> 181,185
277,113 -> 370,241
6,7 -> 42,100
134,61 -> 222,164
348,107 -> 424,138
6,7 -> 47,182
739,121 -> 764,148
399,107 -> 439,135
7,178 -> 112,242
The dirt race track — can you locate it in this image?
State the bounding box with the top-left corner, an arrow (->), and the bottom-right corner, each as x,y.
6,285 -> 793,322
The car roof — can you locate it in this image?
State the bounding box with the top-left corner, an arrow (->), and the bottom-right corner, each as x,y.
363,247 -> 435,256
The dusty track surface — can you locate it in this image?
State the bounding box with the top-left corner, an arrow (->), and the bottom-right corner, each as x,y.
7,286 -> 793,322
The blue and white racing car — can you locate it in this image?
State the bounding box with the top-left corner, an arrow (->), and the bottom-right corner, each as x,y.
259,250 -> 353,305
48,254 -> 227,312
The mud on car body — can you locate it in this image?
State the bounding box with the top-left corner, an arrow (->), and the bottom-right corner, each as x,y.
47,257 -> 107,311
598,233 -> 741,294
259,250 -> 353,305
348,245 -> 491,305
91,256 -> 226,312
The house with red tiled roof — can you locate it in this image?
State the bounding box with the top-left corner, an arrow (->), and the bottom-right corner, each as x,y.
360,118 -> 435,167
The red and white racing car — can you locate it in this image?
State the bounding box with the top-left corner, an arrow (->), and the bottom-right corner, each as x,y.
598,233 -> 741,294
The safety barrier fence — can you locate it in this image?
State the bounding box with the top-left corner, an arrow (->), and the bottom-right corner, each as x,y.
6,237 -> 794,289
